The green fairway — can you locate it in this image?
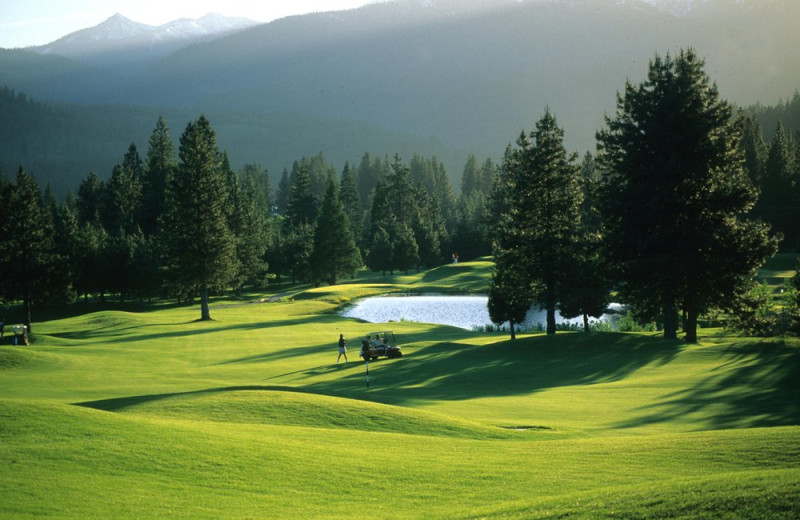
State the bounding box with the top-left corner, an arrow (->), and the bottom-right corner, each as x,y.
1,260 -> 799,519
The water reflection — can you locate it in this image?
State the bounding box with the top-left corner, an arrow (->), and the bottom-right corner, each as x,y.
341,295 -> 620,330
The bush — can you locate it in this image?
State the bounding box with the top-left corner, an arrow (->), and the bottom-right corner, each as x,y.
728,281 -> 799,337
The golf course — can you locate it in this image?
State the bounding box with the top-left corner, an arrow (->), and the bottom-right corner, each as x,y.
1,258 -> 799,519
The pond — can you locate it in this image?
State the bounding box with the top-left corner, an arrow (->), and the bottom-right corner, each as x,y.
340,295 -> 621,331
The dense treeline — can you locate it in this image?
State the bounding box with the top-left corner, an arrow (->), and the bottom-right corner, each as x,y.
2,56 -> 800,331
742,91 -> 800,249
489,49 -> 799,342
0,113 -> 493,324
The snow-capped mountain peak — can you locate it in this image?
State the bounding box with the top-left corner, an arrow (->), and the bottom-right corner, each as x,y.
32,13 -> 259,65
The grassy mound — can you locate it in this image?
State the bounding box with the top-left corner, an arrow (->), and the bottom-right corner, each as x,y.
0,258 -> 798,518
77,387 -> 518,439
2,399 -> 799,519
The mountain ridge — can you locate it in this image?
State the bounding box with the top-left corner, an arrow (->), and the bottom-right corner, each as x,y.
26,13 -> 259,71
0,0 -> 797,193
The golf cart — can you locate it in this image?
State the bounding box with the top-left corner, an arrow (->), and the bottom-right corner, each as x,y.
360,331 -> 403,360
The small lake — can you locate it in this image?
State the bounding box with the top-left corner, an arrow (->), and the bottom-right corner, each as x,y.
341,295 -> 621,331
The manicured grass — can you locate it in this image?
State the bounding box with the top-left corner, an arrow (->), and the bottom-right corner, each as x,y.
1,258 -> 799,518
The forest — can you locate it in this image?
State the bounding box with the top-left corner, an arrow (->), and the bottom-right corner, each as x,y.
1,52 -> 800,338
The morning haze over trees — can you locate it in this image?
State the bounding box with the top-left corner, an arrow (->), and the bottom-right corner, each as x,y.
3,3 -> 800,518
1,0 -> 800,335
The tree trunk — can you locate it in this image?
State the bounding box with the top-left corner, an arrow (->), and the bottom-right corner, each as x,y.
684,291 -> 698,343
23,289 -> 32,334
583,313 -> 589,333
510,321 -> 516,340
546,280 -> 557,335
684,310 -> 698,343
200,287 -> 212,321
663,296 -> 677,340
546,306 -> 556,335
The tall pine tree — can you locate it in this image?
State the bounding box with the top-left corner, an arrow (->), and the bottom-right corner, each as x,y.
310,175 -> 362,285
141,116 -> 175,236
597,49 -> 778,342
0,168 -> 59,332
492,110 -> 582,335
162,116 -> 237,321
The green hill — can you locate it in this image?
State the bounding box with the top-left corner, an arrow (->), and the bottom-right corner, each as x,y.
1,260 -> 799,518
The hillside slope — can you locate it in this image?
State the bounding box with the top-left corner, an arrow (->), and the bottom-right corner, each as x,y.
1,0 -> 798,192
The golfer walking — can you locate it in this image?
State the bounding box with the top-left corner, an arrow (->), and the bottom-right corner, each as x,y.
337,333 -> 348,363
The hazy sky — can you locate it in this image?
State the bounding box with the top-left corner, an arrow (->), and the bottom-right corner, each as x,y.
0,0 -> 376,49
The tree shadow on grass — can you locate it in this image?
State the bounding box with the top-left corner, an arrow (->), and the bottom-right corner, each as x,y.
74,385 -> 320,412
302,332 -> 684,403
613,339 -> 800,430
43,315 -> 315,346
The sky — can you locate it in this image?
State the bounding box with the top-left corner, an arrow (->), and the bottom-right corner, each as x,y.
0,0 -> 377,49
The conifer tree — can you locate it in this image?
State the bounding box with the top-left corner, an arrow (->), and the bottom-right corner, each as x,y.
311,175 -> 362,285
597,49 -> 778,342
287,162 -> 317,226
76,170 -> 102,225
103,147 -> 143,236
559,153 -> 610,331
338,161 -> 363,248
740,115 -> 767,187
141,116 -> 175,236
162,116 -> 237,321
0,167 -> 59,332
356,152 -> 381,210
761,123 -> 798,246
276,168 -> 290,215
493,110 -> 582,335
367,226 -> 394,275
487,150 -> 532,339
461,154 -> 480,197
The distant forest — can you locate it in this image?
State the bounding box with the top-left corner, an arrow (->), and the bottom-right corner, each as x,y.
1,78 -> 799,332
2,85 -> 800,199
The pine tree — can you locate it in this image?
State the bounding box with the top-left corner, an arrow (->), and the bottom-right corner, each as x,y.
392,221 -> 419,274
478,158 -> 498,195
73,221 -> 108,303
495,110 -> 582,335
162,116 -> 238,321
487,150 -> 532,340
287,162 -> 317,226
597,49 -> 778,342
559,153 -> 610,332
461,154 -> 480,197
369,155 -> 423,273
141,116 -> 175,236
276,168 -> 290,215
103,145 -> 143,236
488,262 -> 532,340
357,152 -> 381,210
338,161 -> 363,248
233,166 -> 271,288
311,175 -> 362,285
0,167 -> 59,332
367,225 -> 394,275
740,114 -> 767,187
761,123 -> 798,246
76,170 -> 102,225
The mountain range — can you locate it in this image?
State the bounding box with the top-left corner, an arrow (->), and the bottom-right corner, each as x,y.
1,0 -> 798,194
29,13 -> 259,70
